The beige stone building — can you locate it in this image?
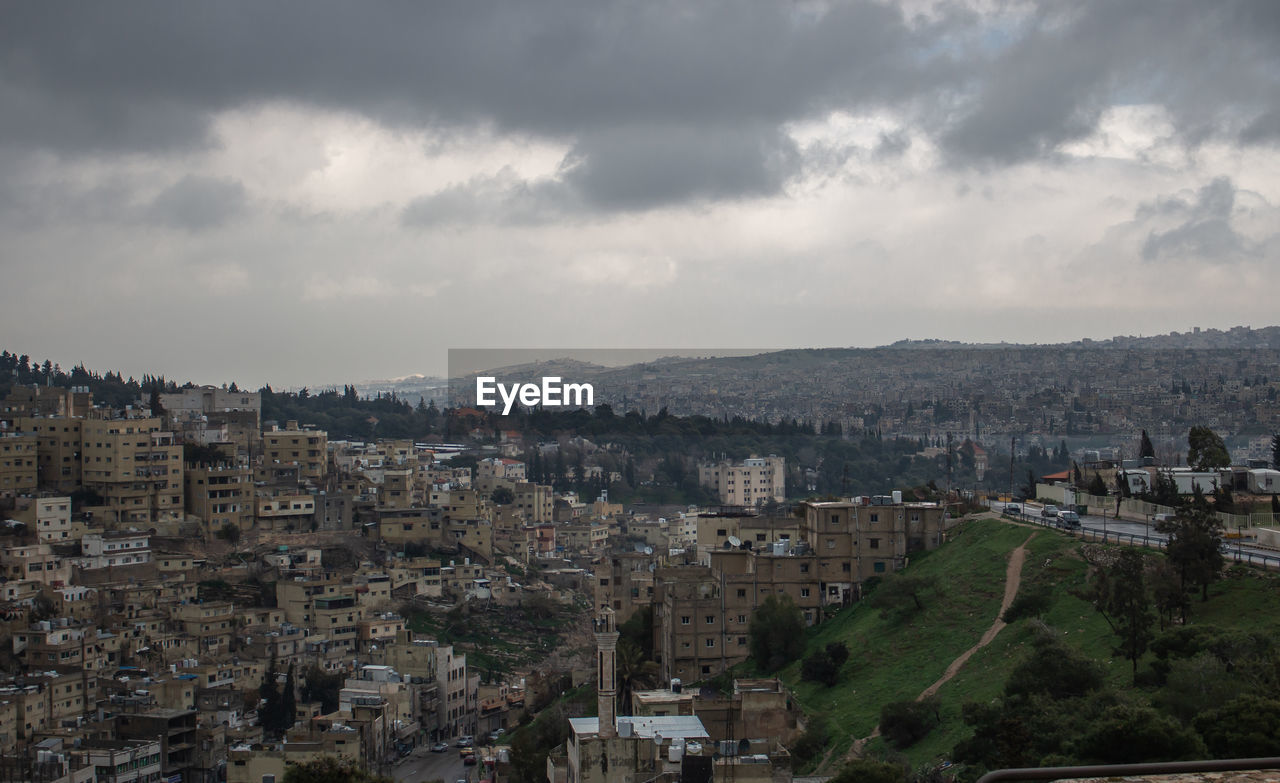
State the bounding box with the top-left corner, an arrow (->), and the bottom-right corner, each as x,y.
698,456 -> 785,507
80,416 -> 183,526
185,460 -> 254,534
0,432 -> 38,498
12,496 -> 73,542
10,417 -> 83,492
262,420 -> 327,484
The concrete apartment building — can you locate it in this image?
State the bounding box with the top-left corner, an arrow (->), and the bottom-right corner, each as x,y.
11,495 -> 73,542
80,416 -> 183,526
800,495 -> 949,584
184,461 -> 254,535
0,432 -> 38,498
650,497 -> 950,683
698,456 -> 785,506
159,385 -> 262,456
262,420 -> 327,484
10,417 -> 83,492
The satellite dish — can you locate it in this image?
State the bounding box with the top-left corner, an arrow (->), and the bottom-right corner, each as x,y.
654,732 -> 664,746
727,536 -> 742,547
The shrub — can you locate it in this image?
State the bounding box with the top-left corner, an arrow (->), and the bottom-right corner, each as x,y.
879,696 -> 940,749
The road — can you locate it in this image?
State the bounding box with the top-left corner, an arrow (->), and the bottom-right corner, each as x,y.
393,744 -> 471,783
990,501 -> 1280,568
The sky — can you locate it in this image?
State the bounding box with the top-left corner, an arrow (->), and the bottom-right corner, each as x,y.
2,1 -> 1278,389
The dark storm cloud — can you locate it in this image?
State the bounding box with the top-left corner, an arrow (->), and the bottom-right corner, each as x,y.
2,0 -> 1278,201
1139,178 -> 1256,262
147,175 -> 246,232
560,124 -> 800,209
940,0 -> 1280,163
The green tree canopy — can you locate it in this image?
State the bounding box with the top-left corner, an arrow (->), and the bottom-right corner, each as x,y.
1187,426 -> 1230,470
748,594 -> 805,673
1157,510 -> 1225,606
1140,429 -> 1155,459
1085,549 -> 1155,682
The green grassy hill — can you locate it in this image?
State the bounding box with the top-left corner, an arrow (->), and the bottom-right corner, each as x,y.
782,515 -> 1280,774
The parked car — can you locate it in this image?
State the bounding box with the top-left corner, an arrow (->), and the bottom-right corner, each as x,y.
463,752 -> 478,766
1057,511 -> 1080,529
1041,505 -> 1059,519
1005,504 -> 1022,515
456,736 -> 474,748
431,742 -> 449,753
488,729 -> 505,742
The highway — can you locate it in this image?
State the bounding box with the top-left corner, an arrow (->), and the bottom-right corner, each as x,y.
990,501 -> 1280,569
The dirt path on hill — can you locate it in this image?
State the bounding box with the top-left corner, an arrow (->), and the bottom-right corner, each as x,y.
834,531 -> 1038,769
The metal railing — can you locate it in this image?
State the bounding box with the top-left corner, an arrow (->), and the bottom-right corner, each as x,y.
977,756 -> 1280,783
997,506 -> 1280,570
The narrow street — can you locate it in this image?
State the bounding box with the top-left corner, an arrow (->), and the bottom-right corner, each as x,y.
393,745 -> 470,783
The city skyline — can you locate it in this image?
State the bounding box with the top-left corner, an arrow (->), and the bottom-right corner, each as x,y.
2,1 -> 1278,388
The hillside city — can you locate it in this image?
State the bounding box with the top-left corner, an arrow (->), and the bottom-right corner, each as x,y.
0,334 -> 1277,783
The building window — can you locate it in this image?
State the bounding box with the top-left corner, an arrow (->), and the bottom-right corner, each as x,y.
801,588 -> 810,598
681,616 -> 690,625
874,561 -> 886,573
869,538 -> 880,549
736,589 -> 746,598
705,615 -> 715,624
716,529 -> 727,537
842,563 -> 851,572
869,513 -> 879,523
826,539 -> 835,549
705,638 -> 715,648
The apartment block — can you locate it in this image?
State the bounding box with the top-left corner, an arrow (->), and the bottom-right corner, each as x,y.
262,420 -> 327,484
11,417 -> 83,492
184,458 -> 254,535
80,417 -> 183,526
0,432 -> 38,498
12,496 -> 73,543
698,456 -> 785,507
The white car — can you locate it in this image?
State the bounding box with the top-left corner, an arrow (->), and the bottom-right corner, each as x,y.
1041,505 -> 1059,518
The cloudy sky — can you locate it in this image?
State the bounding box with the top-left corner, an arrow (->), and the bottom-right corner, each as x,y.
2,1 -> 1278,389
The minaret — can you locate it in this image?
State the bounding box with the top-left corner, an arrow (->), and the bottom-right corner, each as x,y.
594,607 -> 619,738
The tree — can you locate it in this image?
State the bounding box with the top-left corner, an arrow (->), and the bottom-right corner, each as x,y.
801,647 -> 841,687
1195,695 -> 1280,758
1187,426 -> 1230,470
748,594 -> 805,673
300,666 -> 344,714
283,757 -> 392,783
867,573 -> 936,621
1273,433 -> 1280,469
616,639 -> 658,714
1088,473 -> 1109,497
259,653 -> 282,736
1158,510 -> 1225,606
1140,429 -> 1156,460
1004,625 -> 1105,701
1075,704 -> 1206,763
829,759 -> 907,783
1086,549 -> 1155,682
1072,461 -> 1084,489
879,696 -> 940,749
1022,469 -> 1037,500
490,487 -> 514,505
280,663 -> 297,734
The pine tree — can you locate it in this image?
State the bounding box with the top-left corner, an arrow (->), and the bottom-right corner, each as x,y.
1140,430 -> 1155,460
